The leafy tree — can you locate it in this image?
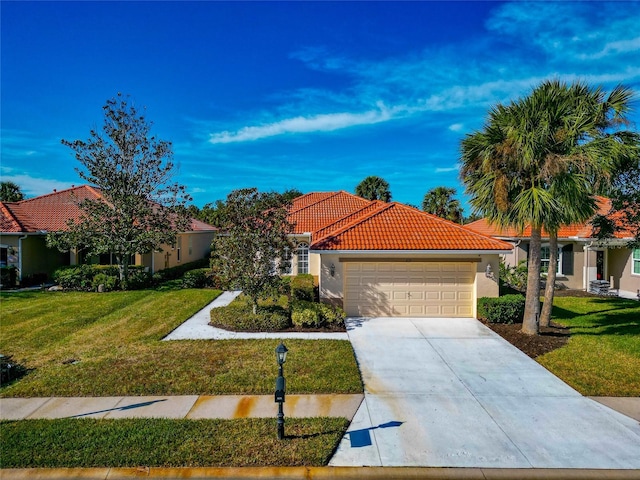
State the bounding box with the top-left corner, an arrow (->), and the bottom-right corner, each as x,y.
355,176 -> 391,201
0,181 -> 25,202
47,94 -> 191,289
210,188 -> 294,313
461,80 -> 637,334
422,186 -> 463,223
592,152 -> 640,248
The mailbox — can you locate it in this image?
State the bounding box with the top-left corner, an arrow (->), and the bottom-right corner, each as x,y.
275,376 -> 286,403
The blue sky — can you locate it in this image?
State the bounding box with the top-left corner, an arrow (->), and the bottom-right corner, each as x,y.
2,1 -> 639,213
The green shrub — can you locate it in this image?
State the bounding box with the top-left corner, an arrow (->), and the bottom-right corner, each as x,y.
182,268 -> 212,288
1,266 -> 18,289
317,303 -> 346,326
126,267 -> 152,290
152,258 -> 210,284
477,294 -> 525,324
210,302 -> 291,331
278,275 -> 292,296
54,265 -> 116,291
92,273 -> 118,292
291,300 -> 346,328
291,274 -> 316,301
291,300 -> 322,328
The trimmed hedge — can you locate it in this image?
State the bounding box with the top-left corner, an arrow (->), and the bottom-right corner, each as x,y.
1,266 -> 18,289
291,300 -> 346,328
182,268 -> 213,288
53,265 -> 151,291
291,274 -> 316,301
152,258 -> 210,283
477,294 -> 526,324
210,302 -> 291,331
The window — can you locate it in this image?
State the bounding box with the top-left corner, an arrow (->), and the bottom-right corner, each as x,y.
0,246 -> 7,267
188,237 -> 193,256
177,237 -> 182,262
633,249 -> 640,275
296,242 -> 309,274
281,247 -> 292,275
540,246 -> 562,274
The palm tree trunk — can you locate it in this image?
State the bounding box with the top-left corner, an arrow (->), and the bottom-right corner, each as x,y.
522,227 -> 542,335
540,232 -> 558,328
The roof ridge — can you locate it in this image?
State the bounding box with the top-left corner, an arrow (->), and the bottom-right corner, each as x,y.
288,191 -> 342,215
17,184 -> 95,204
312,200 -> 382,241
312,201 -> 392,248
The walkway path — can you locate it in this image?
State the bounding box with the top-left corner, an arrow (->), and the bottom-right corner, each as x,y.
0,394 -> 363,421
162,291 -> 348,340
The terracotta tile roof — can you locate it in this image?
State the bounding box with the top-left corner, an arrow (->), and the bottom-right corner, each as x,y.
0,202 -> 23,233
0,185 -> 215,234
466,196 -> 633,240
288,191 -> 373,234
311,202 -> 512,251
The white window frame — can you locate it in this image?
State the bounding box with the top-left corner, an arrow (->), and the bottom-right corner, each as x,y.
177,237 -> 182,262
296,242 -> 309,274
633,248 -> 640,276
281,247 -> 293,275
540,245 -> 562,275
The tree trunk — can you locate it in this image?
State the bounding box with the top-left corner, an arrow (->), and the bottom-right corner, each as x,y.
540,232 -> 558,328
252,298 -> 258,315
522,227 -> 541,335
117,254 -> 130,290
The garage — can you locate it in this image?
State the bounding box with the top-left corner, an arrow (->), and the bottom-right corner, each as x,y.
344,261 -> 475,317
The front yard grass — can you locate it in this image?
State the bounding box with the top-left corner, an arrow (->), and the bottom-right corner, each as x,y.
0,290 -> 362,397
0,417 -> 348,467
537,296 -> 640,396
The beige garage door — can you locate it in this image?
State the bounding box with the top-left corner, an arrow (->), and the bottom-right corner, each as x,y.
344,262 -> 475,317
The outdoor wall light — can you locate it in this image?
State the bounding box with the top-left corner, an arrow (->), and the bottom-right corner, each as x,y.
485,263 -> 493,278
330,263 -> 335,277
275,342 -> 288,440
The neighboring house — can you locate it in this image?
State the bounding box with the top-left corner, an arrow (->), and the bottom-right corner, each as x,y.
284,191 -> 512,318
0,185 -> 216,284
466,196 -> 639,299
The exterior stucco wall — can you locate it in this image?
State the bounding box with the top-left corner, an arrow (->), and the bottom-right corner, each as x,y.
19,235 -> 69,281
608,248 -> 639,294
139,232 -> 214,273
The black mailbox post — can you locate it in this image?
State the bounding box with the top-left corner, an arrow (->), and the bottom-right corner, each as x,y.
275,342 -> 288,440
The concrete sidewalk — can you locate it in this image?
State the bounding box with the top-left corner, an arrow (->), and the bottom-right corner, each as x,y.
0,394 -> 363,421
162,291 -> 348,340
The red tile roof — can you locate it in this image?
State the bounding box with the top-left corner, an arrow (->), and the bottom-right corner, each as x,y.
288,191 -> 372,234
287,192 -> 511,251
466,196 -> 633,240
0,185 -> 215,234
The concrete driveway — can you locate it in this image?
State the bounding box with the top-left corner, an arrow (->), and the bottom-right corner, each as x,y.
330,317 -> 640,469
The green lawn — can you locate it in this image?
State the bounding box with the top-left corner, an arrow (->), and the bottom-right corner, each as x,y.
0,290 -> 362,397
0,417 -> 348,467
538,296 -> 640,396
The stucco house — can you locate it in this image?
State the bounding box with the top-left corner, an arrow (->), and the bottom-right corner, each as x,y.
0,185 -> 216,284
466,196 -> 639,299
283,191 -> 512,318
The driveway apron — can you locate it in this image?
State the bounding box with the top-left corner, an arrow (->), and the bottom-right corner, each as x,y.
330,317 -> 640,468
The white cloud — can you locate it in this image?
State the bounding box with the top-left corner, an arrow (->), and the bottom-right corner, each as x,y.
435,165 -> 460,173
209,105 -> 396,144
0,173 -> 72,198
448,123 -> 464,132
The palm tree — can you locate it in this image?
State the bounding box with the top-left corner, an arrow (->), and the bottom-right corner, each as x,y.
355,176 -> 391,202
0,181 -> 25,202
422,187 -> 463,223
461,80 -> 637,335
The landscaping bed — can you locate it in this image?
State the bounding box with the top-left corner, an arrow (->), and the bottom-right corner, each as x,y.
482,319 -> 570,358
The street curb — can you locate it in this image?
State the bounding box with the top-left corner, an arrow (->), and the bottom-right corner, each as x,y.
2,467 -> 640,480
